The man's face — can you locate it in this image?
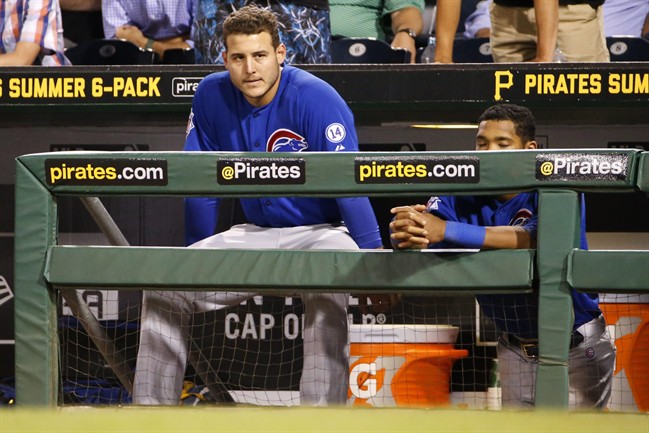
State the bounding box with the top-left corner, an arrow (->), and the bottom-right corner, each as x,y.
223,31 -> 286,107
475,120 -> 537,151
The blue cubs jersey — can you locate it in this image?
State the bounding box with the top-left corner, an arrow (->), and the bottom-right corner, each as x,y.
184,65 -> 381,249
427,192 -> 600,338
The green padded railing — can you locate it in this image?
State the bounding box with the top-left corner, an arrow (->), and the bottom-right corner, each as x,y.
44,247 -> 535,293
14,149 -> 647,407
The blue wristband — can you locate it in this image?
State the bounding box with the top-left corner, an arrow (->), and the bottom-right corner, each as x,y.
444,221 -> 486,249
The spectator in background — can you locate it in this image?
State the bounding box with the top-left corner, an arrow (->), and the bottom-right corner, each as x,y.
603,0 -> 649,38
329,0 -> 424,63
463,0 -> 490,38
490,0 -> 609,62
0,0 -> 70,65
465,0 -> 649,39
457,0 -> 609,62
102,0 -> 193,60
192,0 -> 332,64
60,0 -> 103,47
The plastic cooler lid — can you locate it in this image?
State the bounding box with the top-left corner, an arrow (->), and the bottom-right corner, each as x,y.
349,324 -> 460,344
599,294 -> 649,303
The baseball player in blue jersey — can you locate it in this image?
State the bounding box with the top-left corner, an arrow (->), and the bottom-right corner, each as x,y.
132,5 -> 383,406
389,104 -> 615,409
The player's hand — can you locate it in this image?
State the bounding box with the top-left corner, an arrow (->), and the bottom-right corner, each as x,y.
356,293 -> 402,314
389,204 -> 445,248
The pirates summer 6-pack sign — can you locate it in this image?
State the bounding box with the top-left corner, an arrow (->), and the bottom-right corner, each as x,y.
1,64 -> 647,108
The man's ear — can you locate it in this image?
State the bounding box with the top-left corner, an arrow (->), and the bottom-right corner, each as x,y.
526,140 -> 538,150
222,50 -> 228,67
276,43 -> 286,64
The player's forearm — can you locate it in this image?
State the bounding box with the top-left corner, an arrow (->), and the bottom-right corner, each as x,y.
482,226 -> 535,249
389,213 -> 535,250
533,0 -> 558,62
434,0 -> 462,63
422,224 -> 533,250
336,197 -> 382,249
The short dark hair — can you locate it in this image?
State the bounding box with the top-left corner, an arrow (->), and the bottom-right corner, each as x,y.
223,5 -> 281,50
478,104 -> 536,143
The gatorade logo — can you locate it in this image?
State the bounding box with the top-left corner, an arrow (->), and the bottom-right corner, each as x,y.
348,356 -> 404,406
349,362 -> 382,400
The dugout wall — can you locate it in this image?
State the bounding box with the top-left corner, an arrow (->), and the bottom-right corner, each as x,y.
14,149 -> 649,407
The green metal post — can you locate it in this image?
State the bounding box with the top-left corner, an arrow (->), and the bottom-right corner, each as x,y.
14,161 -> 59,406
535,190 -> 580,408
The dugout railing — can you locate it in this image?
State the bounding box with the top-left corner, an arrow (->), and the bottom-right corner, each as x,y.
14,149 -> 649,407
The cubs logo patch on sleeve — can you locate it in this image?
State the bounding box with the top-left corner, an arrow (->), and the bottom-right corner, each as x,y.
267,129 -> 308,152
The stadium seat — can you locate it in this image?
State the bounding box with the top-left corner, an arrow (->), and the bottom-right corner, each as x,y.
452,37 -> 493,63
160,48 -> 196,64
606,36 -> 649,61
331,38 -> 410,64
65,39 -> 155,65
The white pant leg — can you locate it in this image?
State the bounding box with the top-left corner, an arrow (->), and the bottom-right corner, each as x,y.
300,292 -> 349,405
497,316 -> 616,409
497,339 -> 536,408
133,289 -> 192,405
280,224 -> 357,406
133,288 -> 257,405
133,225 -> 273,405
568,316 -> 616,409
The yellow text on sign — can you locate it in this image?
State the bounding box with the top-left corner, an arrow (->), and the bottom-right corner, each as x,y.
91,76 -> 161,98
3,77 -> 86,98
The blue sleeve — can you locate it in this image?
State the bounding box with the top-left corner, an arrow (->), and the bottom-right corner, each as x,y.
183,81 -> 221,245
300,78 -> 359,152
337,197 -> 382,249
184,197 -> 218,245
299,77 -> 382,248
426,195 -> 460,249
426,195 -> 459,221
520,215 -> 538,238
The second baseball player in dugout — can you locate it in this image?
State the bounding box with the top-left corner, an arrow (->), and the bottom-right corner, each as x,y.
390,103 -> 616,409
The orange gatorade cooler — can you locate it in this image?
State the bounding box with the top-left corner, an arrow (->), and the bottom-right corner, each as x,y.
348,324 -> 468,407
600,295 -> 649,412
